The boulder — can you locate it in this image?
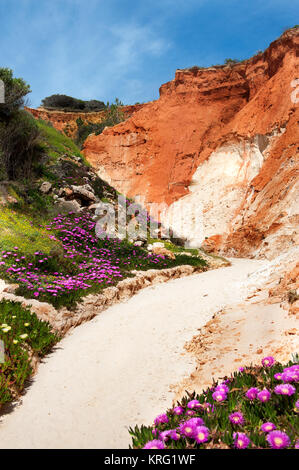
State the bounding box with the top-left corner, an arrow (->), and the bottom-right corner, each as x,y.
55,198 -> 81,213
152,246 -> 176,259
71,185 -> 96,203
39,181 -> 52,194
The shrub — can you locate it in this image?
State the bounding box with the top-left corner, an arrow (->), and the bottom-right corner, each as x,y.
0,110 -> 43,180
0,68 -> 31,119
76,98 -> 126,147
41,94 -> 106,112
224,58 -> 241,65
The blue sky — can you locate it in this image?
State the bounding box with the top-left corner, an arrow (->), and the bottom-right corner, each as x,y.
0,0 -> 298,107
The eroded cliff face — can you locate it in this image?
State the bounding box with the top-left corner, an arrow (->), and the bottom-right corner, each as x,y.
25,104 -> 144,138
83,29 -> 297,258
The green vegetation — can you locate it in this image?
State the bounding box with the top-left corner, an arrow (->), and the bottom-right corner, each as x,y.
76,98 -> 125,147
0,300 -> 60,406
37,118 -> 86,163
0,68 -> 31,118
0,212 -> 207,310
224,58 -> 241,65
0,68 -> 43,180
0,206 -> 60,255
130,356 -> 299,449
41,94 -> 105,112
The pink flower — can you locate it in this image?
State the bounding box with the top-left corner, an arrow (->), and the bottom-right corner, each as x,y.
229,412 -> 244,426
257,389 -> 271,402
261,422 -> 276,433
262,356 -> 275,367
233,433 -> 250,449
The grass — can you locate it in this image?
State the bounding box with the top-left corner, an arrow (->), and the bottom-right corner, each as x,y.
0,299 -> 60,406
147,237 -> 199,256
36,119 -> 88,164
129,355 -> 299,449
0,206 -> 61,255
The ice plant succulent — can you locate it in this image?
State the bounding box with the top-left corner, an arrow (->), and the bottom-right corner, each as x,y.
245,387 -> 259,400
187,399 -> 200,409
262,356 -> 275,368
233,433 -> 251,449
257,389 -> 271,402
274,384 -> 296,396
154,413 -> 169,426
261,422 -> 276,433
212,390 -> 227,402
143,440 -> 165,449
229,412 -> 244,426
266,430 -> 290,449
173,406 -> 184,416
129,356 -> 299,450
178,420 -> 197,438
194,426 -> 210,444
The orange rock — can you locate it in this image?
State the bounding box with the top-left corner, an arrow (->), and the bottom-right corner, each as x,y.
25,104 -> 144,138
81,28 -> 298,257
152,246 -> 176,259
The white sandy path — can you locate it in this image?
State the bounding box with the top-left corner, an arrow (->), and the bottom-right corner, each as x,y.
0,258 -> 266,449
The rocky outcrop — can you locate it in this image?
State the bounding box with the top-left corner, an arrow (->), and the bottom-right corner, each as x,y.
83,28 -> 299,259
25,104 -> 144,138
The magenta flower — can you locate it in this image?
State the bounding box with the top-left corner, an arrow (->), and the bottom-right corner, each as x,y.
202,402 -> 214,413
274,372 -> 283,380
295,439 -> 299,449
229,412 -> 244,426
143,439 -> 165,449
233,433 -> 250,449
257,389 -> 271,402
185,409 -> 196,417
173,406 -> 184,415
266,430 -> 290,449
215,383 -> 229,394
281,365 -> 299,383
159,430 -> 171,442
187,417 -> 205,427
274,384 -> 296,396
245,387 -> 259,400
262,356 -> 275,367
168,430 -> 181,441
261,422 -> 276,433
212,390 -> 227,402
187,399 -> 200,409
178,420 -> 198,438
194,426 -> 210,444
295,399 -> 299,413
154,413 -> 169,426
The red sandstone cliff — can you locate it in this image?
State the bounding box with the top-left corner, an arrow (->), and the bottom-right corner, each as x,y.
25,104 -> 144,138
83,28 -> 299,258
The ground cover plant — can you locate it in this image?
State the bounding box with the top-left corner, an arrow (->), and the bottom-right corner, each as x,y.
0,212 -> 206,309
36,118 -> 87,163
129,355 -> 299,449
0,299 -> 59,407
